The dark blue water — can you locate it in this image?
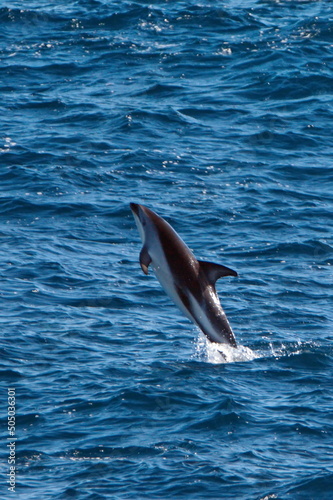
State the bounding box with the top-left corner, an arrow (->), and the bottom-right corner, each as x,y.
1,1 -> 333,498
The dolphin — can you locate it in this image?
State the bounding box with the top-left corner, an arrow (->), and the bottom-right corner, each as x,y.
130,203 -> 238,348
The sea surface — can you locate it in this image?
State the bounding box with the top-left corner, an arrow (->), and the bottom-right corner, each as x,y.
1,1 -> 333,499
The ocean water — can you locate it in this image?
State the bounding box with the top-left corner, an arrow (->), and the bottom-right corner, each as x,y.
1,0 -> 333,498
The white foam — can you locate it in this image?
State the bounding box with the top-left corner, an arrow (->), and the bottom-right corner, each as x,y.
194,334 -> 258,364
194,337 -> 321,365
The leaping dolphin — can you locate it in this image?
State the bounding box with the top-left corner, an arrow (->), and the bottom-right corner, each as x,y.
130,203 -> 238,348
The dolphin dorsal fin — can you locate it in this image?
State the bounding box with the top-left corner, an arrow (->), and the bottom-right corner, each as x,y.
198,260 -> 238,286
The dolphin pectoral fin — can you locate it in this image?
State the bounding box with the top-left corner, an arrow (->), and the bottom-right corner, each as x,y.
198,260 -> 238,286
139,245 -> 152,275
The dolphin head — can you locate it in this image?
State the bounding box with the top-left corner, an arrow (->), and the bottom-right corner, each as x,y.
130,203 -> 154,243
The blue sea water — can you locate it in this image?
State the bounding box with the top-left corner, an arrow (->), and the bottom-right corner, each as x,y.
1,0 -> 333,498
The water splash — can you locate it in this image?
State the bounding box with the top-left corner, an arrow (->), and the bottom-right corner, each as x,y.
194,334 -> 320,364
194,334 -> 258,364
264,340 -> 322,360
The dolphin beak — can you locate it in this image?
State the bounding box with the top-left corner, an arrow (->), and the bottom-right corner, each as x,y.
130,202 -> 139,216
130,203 -> 145,242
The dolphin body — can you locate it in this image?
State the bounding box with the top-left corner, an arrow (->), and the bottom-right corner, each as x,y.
130,203 -> 238,348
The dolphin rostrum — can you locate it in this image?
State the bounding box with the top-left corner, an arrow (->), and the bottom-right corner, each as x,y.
130,203 -> 238,348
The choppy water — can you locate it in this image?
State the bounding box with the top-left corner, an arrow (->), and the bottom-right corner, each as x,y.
1,1 -> 333,499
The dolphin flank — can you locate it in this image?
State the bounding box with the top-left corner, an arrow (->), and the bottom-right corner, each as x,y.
130,203 -> 238,348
